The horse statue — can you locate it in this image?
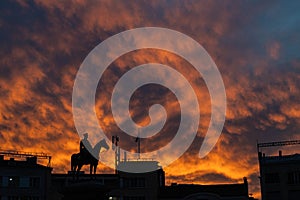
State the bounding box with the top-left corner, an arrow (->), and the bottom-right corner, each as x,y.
71,139 -> 109,176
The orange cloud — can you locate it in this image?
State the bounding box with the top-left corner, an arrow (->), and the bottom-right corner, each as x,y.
1,1 -> 300,199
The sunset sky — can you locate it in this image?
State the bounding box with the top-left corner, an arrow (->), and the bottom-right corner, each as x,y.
1,0 -> 300,198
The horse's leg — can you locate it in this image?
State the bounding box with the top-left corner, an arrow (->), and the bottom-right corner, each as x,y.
71,156 -> 74,171
76,164 -> 82,181
94,164 -> 97,174
89,164 -> 93,179
71,156 -> 76,180
71,163 -> 75,180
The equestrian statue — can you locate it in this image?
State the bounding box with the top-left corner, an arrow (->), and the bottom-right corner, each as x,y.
71,133 -> 109,176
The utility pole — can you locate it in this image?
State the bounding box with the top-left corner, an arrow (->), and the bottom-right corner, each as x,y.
135,129 -> 141,159
112,135 -> 120,174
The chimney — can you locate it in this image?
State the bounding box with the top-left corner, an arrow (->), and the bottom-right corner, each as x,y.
243,177 -> 248,185
243,177 -> 249,197
258,152 -> 262,160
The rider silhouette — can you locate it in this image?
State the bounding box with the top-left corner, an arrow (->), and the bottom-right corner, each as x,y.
80,133 -> 93,160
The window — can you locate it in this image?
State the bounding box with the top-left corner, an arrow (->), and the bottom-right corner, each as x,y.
265,173 -> 280,184
8,176 -> 20,187
19,196 -> 40,200
123,197 -> 145,200
289,190 -> 300,200
132,178 -> 145,188
288,171 -> 300,184
8,196 -> 19,200
19,177 -> 29,188
123,178 -> 145,188
29,177 -> 40,188
265,191 -> 281,200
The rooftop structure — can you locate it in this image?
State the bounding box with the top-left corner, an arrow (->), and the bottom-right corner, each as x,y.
257,140 -> 300,200
0,149 -> 51,167
0,148 -> 254,200
0,151 -> 52,200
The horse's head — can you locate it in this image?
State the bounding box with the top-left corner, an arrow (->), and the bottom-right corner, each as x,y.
92,139 -> 110,158
100,139 -> 110,151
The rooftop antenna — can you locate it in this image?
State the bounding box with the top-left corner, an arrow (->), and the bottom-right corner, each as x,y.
112,135 -> 120,174
135,128 -> 141,160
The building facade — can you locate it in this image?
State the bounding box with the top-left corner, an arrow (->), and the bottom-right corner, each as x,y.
159,178 -> 250,200
1,153 -> 253,200
52,161 -> 251,200
0,155 -> 52,200
258,150 -> 300,200
51,173 -> 119,200
109,161 -> 165,200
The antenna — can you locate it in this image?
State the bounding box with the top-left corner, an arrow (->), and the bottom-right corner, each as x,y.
112,135 -> 120,174
135,128 -> 141,159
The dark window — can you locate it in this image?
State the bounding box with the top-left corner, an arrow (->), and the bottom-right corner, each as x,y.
289,190 -> 300,200
8,176 -> 20,187
20,196 -> 40,200
288,171 -> 300,184
265,173 -> 280,184
8,196 -> 19,200
265,191 -> 281,200
30,177 -> 40,188
123,197 -> 145,200
19,177 -> 29,188
123,178 -> 145,188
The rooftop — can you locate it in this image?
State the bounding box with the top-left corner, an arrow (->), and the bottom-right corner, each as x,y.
117,160 -> 161,173
0,156 -> 52,169
260,153 -> 300,164
159,181 -> 248,198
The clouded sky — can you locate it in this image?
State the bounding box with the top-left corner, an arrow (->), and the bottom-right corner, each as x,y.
1,0 -> 300,198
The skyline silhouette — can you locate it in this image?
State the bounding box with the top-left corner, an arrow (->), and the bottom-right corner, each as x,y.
1,1 -> 300,199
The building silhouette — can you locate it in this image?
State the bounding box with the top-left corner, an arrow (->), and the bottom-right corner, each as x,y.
52,173 -> 119,200
0,151 -> 52,200
159,178 -> 249,200
109,160 -> 165,199
0,150 -> 254,200
258,140 -> 300,200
